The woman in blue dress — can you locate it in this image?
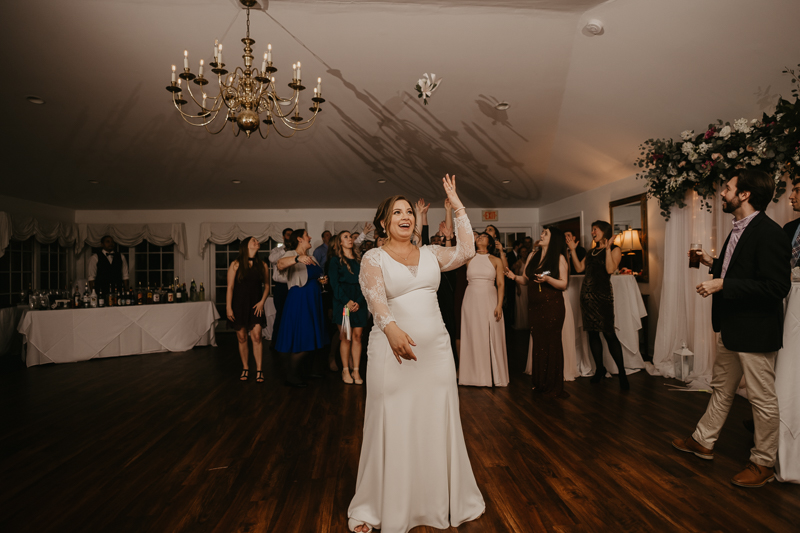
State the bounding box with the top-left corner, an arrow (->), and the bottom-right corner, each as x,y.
275,228 -> 327,387
328,230 -> 368,385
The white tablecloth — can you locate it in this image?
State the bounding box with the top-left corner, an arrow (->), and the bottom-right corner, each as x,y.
0,306 -> 26,355
776,282 -> 800,483
18,301 -> 219,367
524,275 -> 647,379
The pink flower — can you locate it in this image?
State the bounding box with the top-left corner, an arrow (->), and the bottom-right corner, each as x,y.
704,127 -> 716,140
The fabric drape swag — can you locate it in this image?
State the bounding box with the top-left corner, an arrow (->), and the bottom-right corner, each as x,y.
78,223 -> 188,257
198,222 -> 304,258
324,222 -> 367,236
0,212 -> 79,258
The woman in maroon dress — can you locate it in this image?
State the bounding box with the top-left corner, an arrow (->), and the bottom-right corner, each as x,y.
506,227 -> 569,398
226,237 -> 270,383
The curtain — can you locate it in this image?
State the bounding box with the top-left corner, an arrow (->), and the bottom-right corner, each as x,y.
198,222 -> 304,258
325,221 -> 367,236
653,189 -> 796,383
0,212 -> 80,258
78,223 -> 188,258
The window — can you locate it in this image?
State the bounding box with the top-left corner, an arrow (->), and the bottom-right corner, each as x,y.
0,238 -> 34,308
133,241 -> 174,288
39,242 -> 70,291
212,239 -> 276,320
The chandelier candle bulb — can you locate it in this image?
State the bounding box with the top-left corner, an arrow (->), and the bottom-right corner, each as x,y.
217,45 -> 222,65
183,50 -> 188,69
214,40 -> 218,59
317,77 -> 321,93
267,44 -> 271,63
171,65 -> 176,83
262,53 -> 267,73
297,62 -> 301,80
199,59 -> 204,77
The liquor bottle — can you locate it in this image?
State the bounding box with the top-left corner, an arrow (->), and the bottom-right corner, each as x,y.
136,282 -> 143,305
167,284 -> 175,303
83,284 -> 90,308
126,288 -> 132,306
146,283 -> 153,305
190,279 -> 197,301
108,286 -> 115,307
175,283 -> 183,303
153,285 -> 161,304
199,282 -> 205,301
89,288 -> 97,308
73,285 -> 81,309
182,283 -> 187,300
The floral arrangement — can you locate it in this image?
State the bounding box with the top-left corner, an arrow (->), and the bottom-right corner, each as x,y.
635,68 -> 800,219
415,73 -> 442,105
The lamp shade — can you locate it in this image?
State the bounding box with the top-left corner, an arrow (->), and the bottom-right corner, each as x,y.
617,229 -> 642,252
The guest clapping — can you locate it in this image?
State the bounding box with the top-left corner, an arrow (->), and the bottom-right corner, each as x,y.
458,232 -> 509,387
276,229 -> 327,387
226,237 -> 270,383
329,231 -> 368,385
567,221 -> 628,390
507,227 -> 569,397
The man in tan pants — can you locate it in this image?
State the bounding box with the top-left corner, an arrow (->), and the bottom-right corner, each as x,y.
672,170 -> 791,488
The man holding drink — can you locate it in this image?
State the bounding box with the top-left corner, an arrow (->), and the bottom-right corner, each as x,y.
672,169 -> 791,488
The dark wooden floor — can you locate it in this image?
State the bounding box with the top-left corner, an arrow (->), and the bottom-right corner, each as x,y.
1,331 -> 798,533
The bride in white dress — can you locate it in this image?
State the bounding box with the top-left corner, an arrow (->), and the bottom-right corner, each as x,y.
348,175 -> 485,533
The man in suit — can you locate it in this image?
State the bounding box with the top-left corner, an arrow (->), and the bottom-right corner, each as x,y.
785,178 -> 800,268
672,169 -> 791,488
88,235 -> 130,294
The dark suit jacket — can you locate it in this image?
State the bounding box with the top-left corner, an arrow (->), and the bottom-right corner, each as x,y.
784,217 -> 800,244
710,211 -> 791,353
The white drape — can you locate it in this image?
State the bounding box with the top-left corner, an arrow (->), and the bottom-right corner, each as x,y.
78,223 -> 188,258
0,212 -> 80,258
653,189 -> 796,383
325,221 -> 367,236
198,222 -> 304,258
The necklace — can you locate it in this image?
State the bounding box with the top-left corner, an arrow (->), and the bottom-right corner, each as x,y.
591,246 -> 605,256
384,245 -> 415,262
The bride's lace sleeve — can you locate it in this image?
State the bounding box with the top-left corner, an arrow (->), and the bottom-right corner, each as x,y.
359,248 -> 396,331
430,214 -> 475,271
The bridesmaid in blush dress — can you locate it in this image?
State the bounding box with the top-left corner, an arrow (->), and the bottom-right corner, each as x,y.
458,232 -> 509,387
507,227 -> 570,397
348,175 -> 485,533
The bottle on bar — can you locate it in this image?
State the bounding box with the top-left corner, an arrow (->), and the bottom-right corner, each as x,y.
167,284 -> 174,303
137,282 -> 144,305
98,288 -> 105,308
146,283 -> 153,305
83,283 -> 90,308
90,287 -> 98,308
175,283 -> 183,303
73,285 -> 81,309
108,286 -> 115,307
153,284 -> 161,304
190,279 -> 197,301
199,282 -> 205,301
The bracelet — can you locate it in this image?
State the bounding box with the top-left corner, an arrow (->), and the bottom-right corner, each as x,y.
453,207 -> 466,215
294,255 -> 299,263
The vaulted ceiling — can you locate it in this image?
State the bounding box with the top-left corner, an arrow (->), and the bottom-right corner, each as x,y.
3,0 -> 799,209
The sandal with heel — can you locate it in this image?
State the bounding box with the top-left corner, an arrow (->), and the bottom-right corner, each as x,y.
239,369 -> 249,381
256,370 -> 264,383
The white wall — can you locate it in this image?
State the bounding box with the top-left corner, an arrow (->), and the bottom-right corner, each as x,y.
0,194 -> 75,223
75,206 -> 539,299
539,174 -> 665,355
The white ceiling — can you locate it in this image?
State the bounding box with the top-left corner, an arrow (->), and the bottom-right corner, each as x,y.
2,0 -> 799,210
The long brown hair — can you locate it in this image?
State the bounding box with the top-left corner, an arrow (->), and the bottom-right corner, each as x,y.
328,230 -> 361,274
373,195 -> 420,244
235,237 -> 266,282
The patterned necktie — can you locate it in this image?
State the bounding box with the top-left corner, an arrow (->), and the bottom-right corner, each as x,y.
792,230 -> 800,269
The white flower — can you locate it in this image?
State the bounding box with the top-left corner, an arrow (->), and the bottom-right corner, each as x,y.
698,142 -> 712,154
686,150 -> 698,162
718,125 -> 732,138
727,150 -> 738,159
668,164 -> 678,176
681,142 -> 696,154
750,157 -> 762,166
415,73 -> 442,105
680,130 -> 695,140
734,118 -> 751,134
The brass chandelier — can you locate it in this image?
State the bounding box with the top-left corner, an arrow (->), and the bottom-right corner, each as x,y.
165,0 -> 324,138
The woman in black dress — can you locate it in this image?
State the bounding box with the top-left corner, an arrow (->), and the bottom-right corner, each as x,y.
506,226 -> 569,398
226,237 -> 270,383
567,221 -> 628,390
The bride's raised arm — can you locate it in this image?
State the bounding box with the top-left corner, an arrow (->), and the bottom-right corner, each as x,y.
429,175 -> 475,272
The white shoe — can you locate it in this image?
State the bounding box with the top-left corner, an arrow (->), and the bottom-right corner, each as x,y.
352,368 -> 363,385
342,368 -> 354,384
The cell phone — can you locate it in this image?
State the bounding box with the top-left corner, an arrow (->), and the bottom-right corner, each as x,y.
537,270 -> 551,278
277,243 -> 284,248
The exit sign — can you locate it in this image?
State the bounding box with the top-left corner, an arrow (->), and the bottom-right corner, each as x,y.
482,210 -> 498,222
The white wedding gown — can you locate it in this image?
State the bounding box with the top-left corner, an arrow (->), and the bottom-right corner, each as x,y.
348,214 -> 486,533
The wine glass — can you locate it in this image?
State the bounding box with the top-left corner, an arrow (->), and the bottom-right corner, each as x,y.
318,274 -> 329,293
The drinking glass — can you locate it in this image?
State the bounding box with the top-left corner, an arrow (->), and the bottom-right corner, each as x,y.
689,244 -> 702,269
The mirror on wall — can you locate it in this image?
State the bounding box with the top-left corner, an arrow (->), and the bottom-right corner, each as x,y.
609,193 -> 648,283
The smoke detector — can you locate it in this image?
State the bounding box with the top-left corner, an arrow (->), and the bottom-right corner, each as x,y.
582,19 -> 604,37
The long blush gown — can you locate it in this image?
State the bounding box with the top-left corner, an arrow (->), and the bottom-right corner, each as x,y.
458,254 -> 509,387
348,214 -> 485,533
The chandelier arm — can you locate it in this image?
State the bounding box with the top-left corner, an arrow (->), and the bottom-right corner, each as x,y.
204,115 -> 231,135
179,107 -> 224,127
173,95 -> 223,123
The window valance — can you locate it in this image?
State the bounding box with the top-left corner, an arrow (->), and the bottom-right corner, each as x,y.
0,212 -> 80,258
77,223 -> 188,258
198,222 -> 304,258
324,222 -> 368,236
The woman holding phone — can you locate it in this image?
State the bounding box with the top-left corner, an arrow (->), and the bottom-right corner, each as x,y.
507,226 -> 569,397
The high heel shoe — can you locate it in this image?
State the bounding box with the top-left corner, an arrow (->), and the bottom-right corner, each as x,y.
352,368 -> 363,385
256,370 -> 264,383
239,369 -> 249,381
590,368 -> 605,384
342,368 -> 354,384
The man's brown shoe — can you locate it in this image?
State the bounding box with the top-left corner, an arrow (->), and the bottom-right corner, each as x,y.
731,462 -> 774,488
671,436 -> 714,460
